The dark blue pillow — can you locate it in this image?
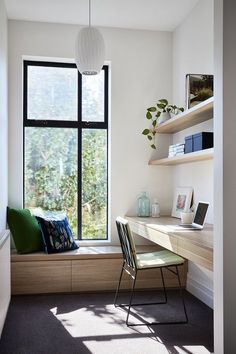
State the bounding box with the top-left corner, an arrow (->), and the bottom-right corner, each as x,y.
36,216 -> 78,254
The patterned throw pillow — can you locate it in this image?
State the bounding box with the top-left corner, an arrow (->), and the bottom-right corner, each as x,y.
36,216 -> 78,254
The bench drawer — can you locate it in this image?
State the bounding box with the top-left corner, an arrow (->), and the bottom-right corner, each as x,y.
11,260 -> 71,294
72,259 -> 131,292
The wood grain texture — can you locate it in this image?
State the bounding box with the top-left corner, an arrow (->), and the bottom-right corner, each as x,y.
149,148 -> 213,166
128,218 -> 178,254
11,245 -> 160,262
72,258 -> 128,292
126,216 -> 213,271
11,245 -> 187,294
155,97 -> 213,134
72,258 -> 187,292
11,260 -> 71,294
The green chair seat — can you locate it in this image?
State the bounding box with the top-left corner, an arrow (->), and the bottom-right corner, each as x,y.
136,250 -> 184,269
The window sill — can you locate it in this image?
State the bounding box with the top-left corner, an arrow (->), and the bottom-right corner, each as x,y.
75,239 -> 111,247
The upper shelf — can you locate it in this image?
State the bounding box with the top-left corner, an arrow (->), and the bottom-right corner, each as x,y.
149,148 -> 214,166
155,97 -> 214,134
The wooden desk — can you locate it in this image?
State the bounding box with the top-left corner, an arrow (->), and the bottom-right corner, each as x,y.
126,216 -> 213,271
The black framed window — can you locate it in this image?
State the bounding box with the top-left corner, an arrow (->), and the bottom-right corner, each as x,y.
23,60 -> 109,240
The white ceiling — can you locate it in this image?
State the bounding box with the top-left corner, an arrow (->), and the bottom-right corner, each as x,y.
4,0 -> 199,31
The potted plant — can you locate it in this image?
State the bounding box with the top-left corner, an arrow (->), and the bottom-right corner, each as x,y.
142,99 -> 184,149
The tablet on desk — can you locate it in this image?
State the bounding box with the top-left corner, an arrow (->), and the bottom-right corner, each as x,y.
169,202 -> 209,231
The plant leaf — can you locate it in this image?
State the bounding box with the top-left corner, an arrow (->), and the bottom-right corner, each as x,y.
147,135 -> 152,141
158,99 -> 168,105
157,103 -> 165,110
147,106 -> 157,112
151,144 -> 156,149
155,111 -> 161,118
152,120 -> 157,127
146,111 -> 152,119
142,129 -> 150,135
180,107 -> 184,112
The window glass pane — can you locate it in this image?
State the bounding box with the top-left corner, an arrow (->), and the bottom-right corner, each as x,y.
82,129 -> 107,239
24,127 -> 78,235
82,70 -> 105,122
28,66 -> 78,121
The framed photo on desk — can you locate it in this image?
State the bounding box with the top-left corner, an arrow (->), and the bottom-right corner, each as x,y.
172,187 -> 193,218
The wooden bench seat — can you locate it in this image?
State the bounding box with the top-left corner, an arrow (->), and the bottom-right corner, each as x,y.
11,246 -> 126,261
11,245 -> 187,295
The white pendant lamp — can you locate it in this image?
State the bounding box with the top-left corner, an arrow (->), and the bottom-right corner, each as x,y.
75,0 -> 105,75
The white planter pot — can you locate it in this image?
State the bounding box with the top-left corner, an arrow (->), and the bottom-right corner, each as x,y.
158,111 -> 171,124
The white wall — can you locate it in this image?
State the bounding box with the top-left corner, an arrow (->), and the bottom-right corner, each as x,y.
0,0 -> 9,337
172,0 -> 214,307
8,20 -> 173,245
0,0 -> 8,232
173,0 -> 214,109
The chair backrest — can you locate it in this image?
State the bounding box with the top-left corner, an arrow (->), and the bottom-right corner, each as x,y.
116,217 -> 137,269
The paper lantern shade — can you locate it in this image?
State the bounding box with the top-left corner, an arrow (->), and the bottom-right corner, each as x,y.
75,26 -> 105,75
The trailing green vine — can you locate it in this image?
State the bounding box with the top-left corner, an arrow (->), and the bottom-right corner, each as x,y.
142,99 -> 184,149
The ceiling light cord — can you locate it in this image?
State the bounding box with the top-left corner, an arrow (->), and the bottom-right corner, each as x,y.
75,0 -> 105,75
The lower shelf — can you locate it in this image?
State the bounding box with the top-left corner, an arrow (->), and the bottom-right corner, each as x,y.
149,148 -> 214,166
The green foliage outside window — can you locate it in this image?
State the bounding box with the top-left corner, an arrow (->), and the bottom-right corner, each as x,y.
24,63 -> 108,240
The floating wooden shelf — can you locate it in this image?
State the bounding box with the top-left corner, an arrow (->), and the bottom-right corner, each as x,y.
155,97 -> 214,134
149,148 -> 214,166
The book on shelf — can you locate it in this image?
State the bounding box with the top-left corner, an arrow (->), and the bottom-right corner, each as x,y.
168,151 -> 185,157
168,142 -> 185,157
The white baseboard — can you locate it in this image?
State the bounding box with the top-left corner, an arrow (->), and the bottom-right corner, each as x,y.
186,274 -> 213,309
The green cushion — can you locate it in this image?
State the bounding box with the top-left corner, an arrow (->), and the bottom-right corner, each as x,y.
7,207 -> 44,254
136,250 -> 184,269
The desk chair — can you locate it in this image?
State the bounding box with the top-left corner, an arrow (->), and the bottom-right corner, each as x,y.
114,217 -> 188,326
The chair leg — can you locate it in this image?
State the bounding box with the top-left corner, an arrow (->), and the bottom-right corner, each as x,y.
115,268 -> 167,309
126,271 -> 137,326
176,265 -> 188,324
115,264 -> 188,326
125,266 -> 188,326
114,262 -> 125,307
160,268 -> 167,304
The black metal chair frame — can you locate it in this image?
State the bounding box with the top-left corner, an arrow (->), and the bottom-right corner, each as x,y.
114,218 -> 188,327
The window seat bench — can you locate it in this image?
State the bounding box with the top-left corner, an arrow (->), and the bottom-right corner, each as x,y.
11,245 -> 187,295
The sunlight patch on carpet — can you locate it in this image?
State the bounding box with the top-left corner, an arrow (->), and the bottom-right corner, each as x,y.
84,337 -> 170,354
50,304 -> 152,338
174,345 -> 211,354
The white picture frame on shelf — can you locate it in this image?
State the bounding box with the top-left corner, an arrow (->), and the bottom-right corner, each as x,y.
171,187 -> 193,218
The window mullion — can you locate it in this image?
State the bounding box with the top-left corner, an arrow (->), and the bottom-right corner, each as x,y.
77,70 -> 82,239
23,61 -> 108,241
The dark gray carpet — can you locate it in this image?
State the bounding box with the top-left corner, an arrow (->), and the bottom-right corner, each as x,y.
0,290 -> 213,354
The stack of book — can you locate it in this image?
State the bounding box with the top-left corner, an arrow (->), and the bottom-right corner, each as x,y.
168,143 -> 185,157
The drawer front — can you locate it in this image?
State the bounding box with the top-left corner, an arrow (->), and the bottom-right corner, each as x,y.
72,258 -> 131,292
11,260 -> 71,294
72,258 -> 187,292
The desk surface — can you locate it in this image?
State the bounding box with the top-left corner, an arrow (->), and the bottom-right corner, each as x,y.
126,216 -> 213,271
